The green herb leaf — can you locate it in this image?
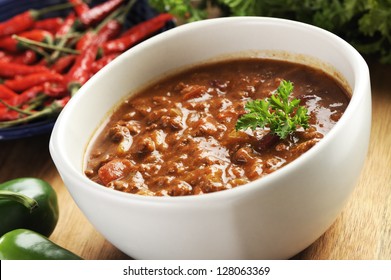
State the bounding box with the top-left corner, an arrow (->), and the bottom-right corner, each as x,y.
235,80 -> 310,139
149,0 -> 391,63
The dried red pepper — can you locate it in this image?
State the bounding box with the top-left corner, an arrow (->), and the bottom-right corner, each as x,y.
0,84 -> 19,105
0,107 -> 19,121
0,61 -> 50,78
0,2 -> 74,37
75,31 -> 95,51
68,0 -> 90,19
102,13 -> 174,55
0,30 -> 53,52
33,17 -> 64,34
91,52 -> 120,74
0,95 -> 69,128
66,37 -> 100,93
76,19 -> 122,51
0,0 -> 175,128
79,0 -> 125,27
0,50 -> 13,62
76,0 -> 135,51
11,50 -> 38,65
51,54 -> 77,74
17,85 -> 44,104
4,72 -> 64,92
54,12 -> 76,38
43,82 -> 68,98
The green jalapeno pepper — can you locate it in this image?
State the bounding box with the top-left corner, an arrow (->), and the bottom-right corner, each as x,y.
0,229 -> 82,260
0,177 -> 59,237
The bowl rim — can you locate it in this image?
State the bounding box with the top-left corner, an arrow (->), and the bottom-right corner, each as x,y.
49,16 -> 370,204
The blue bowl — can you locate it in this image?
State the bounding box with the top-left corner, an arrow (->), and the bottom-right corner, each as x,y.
0,0 -> 173,141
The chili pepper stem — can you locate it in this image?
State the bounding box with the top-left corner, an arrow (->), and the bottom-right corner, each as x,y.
13,35 -> 80,55
49,36 -> 71,63
15,40 -> 51,61
24,94 -> 48,111
0,99 -> 33,116
30,2 -> 75,18
118,0 -> 138,23
0,190 -> 38,213
94,0 -> 137,33
0,101 -> 62,128
69,83 -> 81,96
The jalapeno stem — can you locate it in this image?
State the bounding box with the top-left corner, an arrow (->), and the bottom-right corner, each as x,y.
0,190 -> 38,213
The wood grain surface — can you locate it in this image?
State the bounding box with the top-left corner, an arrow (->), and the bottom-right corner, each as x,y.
0,61 -> 390,260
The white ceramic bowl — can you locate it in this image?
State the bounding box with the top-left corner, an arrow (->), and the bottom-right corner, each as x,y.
49,17 -> 371,259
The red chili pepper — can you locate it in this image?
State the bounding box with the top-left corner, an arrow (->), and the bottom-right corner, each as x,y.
0,3 -> 75,37
75,30 -> 95,51
55,12 -> 76,37
0,50 -> 13,62
0,107 -> 20,121
0,84 -> 19,106
18,85 -> 44,104
0,29 -> 53,52
49,12 -> 77,64
91,52 -> 120,74
102,13 -> 174,55
43,81 -> 68,98
0,84 -> 19,111
79,0 -> 125,27
0,61 -> 51,78
11,50 -> 38,65
66,38 -> 100,93
76,0 -> 132,51
33,17 -> 64,34
4,72 -> 65,92
0,95 -> 69,127
52,54 -> 77,74
68,0 -> 90,19
0,11 -> 36,38
76,19 -> 122,51
97,19 -> 123,43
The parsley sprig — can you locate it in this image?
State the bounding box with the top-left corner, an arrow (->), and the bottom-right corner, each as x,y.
235,80 -> 309,139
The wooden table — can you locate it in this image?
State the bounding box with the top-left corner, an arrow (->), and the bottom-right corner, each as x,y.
1,61 -> 390,260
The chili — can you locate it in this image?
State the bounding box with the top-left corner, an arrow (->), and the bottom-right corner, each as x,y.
66,37 -> 100,93
0,1 -> 175,129
10,50 -> 38,65
51,54 -> 77,74
91,52 -> 119,74
0,61 -> 50,78
0,229 -> 82,260
0,2 -> 74,37
0,29 -> 53,52
0,84 -> 18,105
33,17 -> 64,34
0,107 -> 19,121
4,72 -> 64,92
84,58 -> 350,196
0,178 -> 59,237
79,0 -> 125,27
75,0 -> 135,52
18,85 -> 44,104
0,50 -> 12,62
54,12 -> 76,38
0,96 -> 69,128
68,0 -> 90,19
101,13 -> 174,55
43,81 -> 68,98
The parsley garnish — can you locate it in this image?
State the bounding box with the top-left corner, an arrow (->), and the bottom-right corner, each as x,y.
235,80 -> 309,139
